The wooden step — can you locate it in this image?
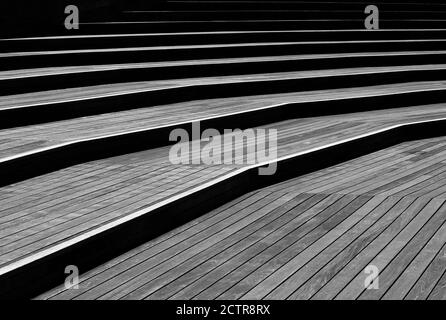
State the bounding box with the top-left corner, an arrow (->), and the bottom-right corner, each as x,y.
4,29 -> 446,52
2,66 -> 446,128
3,51 -> 446,95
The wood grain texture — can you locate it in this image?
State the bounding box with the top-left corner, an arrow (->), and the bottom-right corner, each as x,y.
0,106 -> 445,272
3,0 -> 446,299
35,137 -> 446,300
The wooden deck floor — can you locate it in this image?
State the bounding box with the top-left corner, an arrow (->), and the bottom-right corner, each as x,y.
36,136 -> 446,300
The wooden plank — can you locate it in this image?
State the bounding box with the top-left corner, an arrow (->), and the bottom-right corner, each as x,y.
405,242 -> 446,299
239,195 -> 370,300
288,196 -> 414,300
428,267 -> 446,299
334,198 -> 444,300
82,192 -> 317,300
383,218 -> 446,299
141,193 -> 316,300
311,196 -> 431,299
33,137 -> 446,300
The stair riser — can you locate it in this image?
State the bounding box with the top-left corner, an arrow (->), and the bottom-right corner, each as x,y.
3,40 -> 446,71
78,20 -> 446,33
165,2 -> 446,12
4,30 -> 446,52
121,10 -> 446,21
5,20 -> 445,38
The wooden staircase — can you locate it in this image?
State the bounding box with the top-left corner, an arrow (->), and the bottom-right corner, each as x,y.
0,0 -> 446,299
